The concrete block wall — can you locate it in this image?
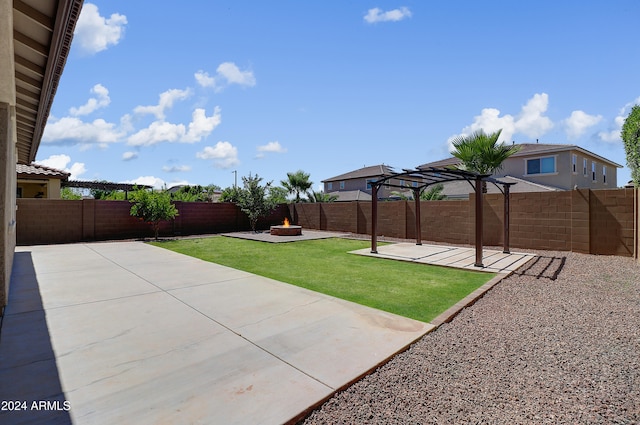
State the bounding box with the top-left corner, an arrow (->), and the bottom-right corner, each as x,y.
289,188 -> 636,257
422,199 -> 470,245
590,188 -> 635,256
15,190 -> 638,257
17,199 -> 83,245
16,200 -> 288,245
508,191 -> 573,251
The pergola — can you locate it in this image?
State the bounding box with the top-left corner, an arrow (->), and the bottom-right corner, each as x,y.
63,180 -> 152,199
369,167 -> 516,268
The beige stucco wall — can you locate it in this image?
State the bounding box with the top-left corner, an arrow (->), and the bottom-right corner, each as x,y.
17,179 -> 62,198
0,0 -> 16,310
324,177 -> 419,199
497,149 -> 617,190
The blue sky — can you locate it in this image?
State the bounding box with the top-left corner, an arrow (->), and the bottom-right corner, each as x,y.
38,1 -> 640,190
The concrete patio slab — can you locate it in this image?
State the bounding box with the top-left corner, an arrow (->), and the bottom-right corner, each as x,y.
352,243 -> 535,274
0,241 -> 432,425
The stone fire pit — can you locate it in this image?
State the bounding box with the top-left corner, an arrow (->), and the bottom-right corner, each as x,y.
270,218 -> 302,236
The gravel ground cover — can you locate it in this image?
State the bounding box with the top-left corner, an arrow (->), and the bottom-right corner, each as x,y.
302,251 -> 640,424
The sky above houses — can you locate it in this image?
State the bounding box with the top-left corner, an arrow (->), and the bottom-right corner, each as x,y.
38,1 -> 640,190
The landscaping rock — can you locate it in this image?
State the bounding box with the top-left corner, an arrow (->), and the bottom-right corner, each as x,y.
302,250 -> 640,424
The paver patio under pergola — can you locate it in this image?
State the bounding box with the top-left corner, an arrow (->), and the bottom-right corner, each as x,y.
368,167 -> 516,269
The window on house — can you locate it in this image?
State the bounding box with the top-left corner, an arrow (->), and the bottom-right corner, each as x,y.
412,181 -> 418,187
603,166 -> 607,184
592,162 -> 596,182
340,181 -> 345,189
526,156 -> 555,175
572,154 -> 577,173
365,179 -> 373,189
583,158 -> 587,177
399,179 -> 405,187
327,182 -> 333,190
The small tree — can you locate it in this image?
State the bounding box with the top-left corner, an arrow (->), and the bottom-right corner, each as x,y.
237,174 -> 276,232
621,105 -> 640,187
61,187 -> 83,200
129,188 -> 178,240
219,186 -> 243,202
268,186 -> 289,204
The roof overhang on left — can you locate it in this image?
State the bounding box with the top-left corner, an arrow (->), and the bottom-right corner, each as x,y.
13,0 -> 84,164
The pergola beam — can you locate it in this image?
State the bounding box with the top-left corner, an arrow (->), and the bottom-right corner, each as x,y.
474,176 -> 484,267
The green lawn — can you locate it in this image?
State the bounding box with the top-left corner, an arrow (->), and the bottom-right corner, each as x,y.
151,237 -> 494,323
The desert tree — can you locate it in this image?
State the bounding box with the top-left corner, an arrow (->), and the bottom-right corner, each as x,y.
621,105 -> 640,187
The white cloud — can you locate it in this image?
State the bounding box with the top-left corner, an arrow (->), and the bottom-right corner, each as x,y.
196,141 -> 239,169
127,121 -> 186,146
162,165 -> 191,173
564,110 -> 603,140
255,141 -> 287,158
217,62 -> 256,87
195,71 -> 216,88
167,180 -> 191,189
70,84 -> 111,116
127,106 -> 221,146
133,88 -> 191,120
124,176 -> 166,190
364,7 -> 412,23
183,107 -> 222,142
122,151 -> 138,161
42,116 -> 123,146
599,115 -> 626,143
35,154 -> 87,180
514,93 -> 554,138
195,63 -> 256,91
447,93 -> 554,151
598,96 -> 640,143
74,3 -> 127,54
257,141 -> 287,153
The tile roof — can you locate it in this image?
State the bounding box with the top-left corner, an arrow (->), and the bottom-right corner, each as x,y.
418,143 -> 622,169
438,175 -> 562,199
322,164 -> 396,182
328,190 -> 372,201
17,163 -> 70,179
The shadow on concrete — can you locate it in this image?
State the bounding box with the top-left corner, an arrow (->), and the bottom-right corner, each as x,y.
0,252 -> 72,425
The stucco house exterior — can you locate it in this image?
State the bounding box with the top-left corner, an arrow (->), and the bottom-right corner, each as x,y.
322,164 -> 424,201
1,0 -> 82,309
324,144 -> 622,201
17,163 -> 70,198
418,143 -> 622,197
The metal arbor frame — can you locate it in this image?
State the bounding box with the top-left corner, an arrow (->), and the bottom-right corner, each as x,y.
368,167 -> 516,268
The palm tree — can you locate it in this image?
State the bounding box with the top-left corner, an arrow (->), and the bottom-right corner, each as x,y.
281,170 -> 313,203
307,190 -> 338,203
450,129 -> 520,175
420,183 -> 446,200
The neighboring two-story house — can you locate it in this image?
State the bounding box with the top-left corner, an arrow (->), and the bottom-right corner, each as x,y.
324,144 -> 622,200
322,164 -> 425,201
417,143 -> 621,197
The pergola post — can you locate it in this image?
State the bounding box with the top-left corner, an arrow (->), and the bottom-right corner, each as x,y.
503,184 -> 511,254
413,188 -> 422,245
474,176 -> 484,267
371,184 -> 378,253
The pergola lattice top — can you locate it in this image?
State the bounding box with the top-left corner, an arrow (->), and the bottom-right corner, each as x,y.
369,166 -> 514,195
